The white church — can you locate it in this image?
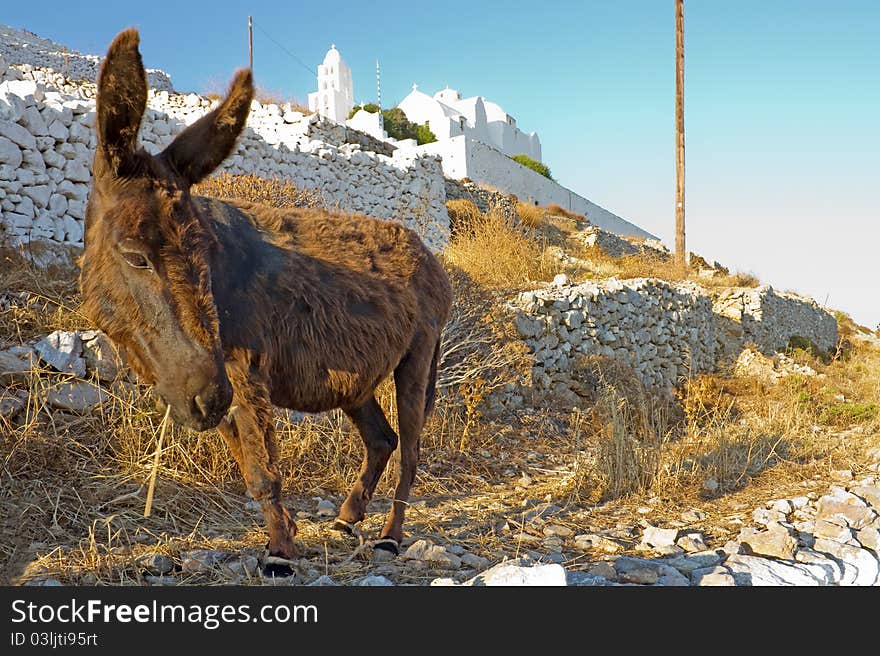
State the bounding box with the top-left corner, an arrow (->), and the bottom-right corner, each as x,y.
307,45 -> 541,163
397,85 -> 541,162
307,45 -> 354,123
304,45 -> 651,239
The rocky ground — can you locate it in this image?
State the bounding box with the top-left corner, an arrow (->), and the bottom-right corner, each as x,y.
6,325 -> 878,586
19,452 -> 880,587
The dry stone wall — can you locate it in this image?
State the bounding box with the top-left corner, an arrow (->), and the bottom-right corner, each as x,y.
0,55 -> 449,257
714,286 -> 839,359
512,276 -> 840,393
444,177 -> 517,221
0,24 -> 173,91
512,275 -> 717,392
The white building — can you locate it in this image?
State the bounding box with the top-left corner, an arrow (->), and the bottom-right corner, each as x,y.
307,45 -> 354,123
397,85 -> 541,162
346,105 -> 386,140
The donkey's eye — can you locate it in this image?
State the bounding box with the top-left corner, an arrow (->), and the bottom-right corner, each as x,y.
121,250 -> 152,270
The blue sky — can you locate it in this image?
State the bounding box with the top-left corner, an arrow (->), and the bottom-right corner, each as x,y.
5,1 -> 879,328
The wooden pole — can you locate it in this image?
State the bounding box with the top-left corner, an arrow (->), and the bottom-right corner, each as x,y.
248,16 -> 253,70
675,0 -> 686,268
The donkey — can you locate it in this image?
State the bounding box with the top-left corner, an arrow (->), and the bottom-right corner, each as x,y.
80,28 -> 452,575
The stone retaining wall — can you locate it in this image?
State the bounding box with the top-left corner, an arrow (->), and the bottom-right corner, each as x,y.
0,25 -> 173,91
444,177 -> 517,222
0,56 -> 449,256
714,286 -> 839,359
512,276 -> 840,392
512,276 -> 717,392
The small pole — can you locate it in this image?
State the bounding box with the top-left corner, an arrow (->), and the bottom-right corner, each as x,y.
376,59 -> 381,108
248,16 -> 254,70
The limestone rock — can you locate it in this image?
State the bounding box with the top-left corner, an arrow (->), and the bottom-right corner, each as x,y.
642,526 -> 679,549
676,532 -> 709,553
0,348 -> 35,385
738,525 -> 797,560
307,575 -> 338,586
456,561 -> 567,586
34,330 -> 86,377
355,575 -> 394,586
460,553 -> 490,570
0,390 -> 27,419
45,381 -> 108,412
691,566 -> 736,586
315,498 -> 336,517
138,553 -> 175,576
724,554 -> 834,586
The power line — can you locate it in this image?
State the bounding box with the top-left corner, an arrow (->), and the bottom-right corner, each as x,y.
251,20 -> 317,78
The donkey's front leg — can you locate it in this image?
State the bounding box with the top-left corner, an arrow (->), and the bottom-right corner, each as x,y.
218,354 -> 297,576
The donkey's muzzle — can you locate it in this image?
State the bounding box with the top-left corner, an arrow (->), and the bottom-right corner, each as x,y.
186,379 -> 233,431
164,366 -> 233,431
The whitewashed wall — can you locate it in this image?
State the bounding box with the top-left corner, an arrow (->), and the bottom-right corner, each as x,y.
412,135 -> 655,239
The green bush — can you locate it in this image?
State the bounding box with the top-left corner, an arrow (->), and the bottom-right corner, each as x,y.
348,103 -> 380,119
415,123 -> 437,145
380,108 -> 417,141
347,105 -> 436,145
511,154 -> 553,180
820,401 -> 879,425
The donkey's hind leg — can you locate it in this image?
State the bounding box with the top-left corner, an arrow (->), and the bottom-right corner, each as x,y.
335,396 -> 399,534
377,334 -> 437,553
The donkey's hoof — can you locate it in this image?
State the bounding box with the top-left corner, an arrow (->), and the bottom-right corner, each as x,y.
373,537 -> 400,556
261,561 -> 295,579
261,549 -> 297,579
333,519 -> 358,535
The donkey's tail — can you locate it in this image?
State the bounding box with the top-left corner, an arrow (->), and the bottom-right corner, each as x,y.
424,337 -> 442,418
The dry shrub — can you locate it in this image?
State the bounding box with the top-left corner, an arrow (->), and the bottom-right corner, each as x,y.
445,198 -> 483,237
436,267 -> 531,450
0,248 -> 84,345
443,209 -> 555,290
566,356 -> 670,501
437,267 -> 529,393
193,173 -> 325,209
515,201 -> 544,228
545,203 -> 584,221
592,373 -> 669,500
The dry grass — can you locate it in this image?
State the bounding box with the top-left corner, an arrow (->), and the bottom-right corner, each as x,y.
0,248 -> 84,345
193,173 -> 326,209
442,208 -> 556,290
515,201 -> 544,228
545,203 -> 584,222
444,198 -> 483,237
563,340 -> 879,507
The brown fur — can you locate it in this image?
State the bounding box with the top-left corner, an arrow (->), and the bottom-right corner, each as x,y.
80,28 -> 452,566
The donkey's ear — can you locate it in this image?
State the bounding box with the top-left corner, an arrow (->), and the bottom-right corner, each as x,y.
96,28 -> 147,176
160,69 -> 253,186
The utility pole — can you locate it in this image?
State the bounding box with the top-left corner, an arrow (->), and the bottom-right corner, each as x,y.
674,0 -> 686,268
248,16 -> 253,70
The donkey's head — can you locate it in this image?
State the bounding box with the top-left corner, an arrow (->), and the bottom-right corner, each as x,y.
81,28 -> 252,430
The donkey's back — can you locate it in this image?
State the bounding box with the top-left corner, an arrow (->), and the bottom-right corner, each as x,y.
202,196 -> 451,413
